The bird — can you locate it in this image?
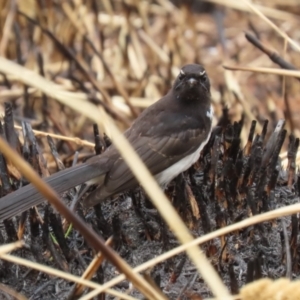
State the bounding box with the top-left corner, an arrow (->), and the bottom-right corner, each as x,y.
0,64 -> 213,221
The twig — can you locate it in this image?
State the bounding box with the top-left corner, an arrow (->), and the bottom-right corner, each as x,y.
241,0 -> 300,52
14,125 -> 95,148
281,219 -> 292,279
245,32 -> 299,73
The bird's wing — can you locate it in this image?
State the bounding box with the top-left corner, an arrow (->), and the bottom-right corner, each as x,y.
101,127 -> 209,195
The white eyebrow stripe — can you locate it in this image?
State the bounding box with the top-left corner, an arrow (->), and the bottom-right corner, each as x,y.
180,69 -> 185,75
199,70 -> 206,76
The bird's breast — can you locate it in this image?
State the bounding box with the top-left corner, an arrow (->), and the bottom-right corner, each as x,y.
155,122 -> 212,186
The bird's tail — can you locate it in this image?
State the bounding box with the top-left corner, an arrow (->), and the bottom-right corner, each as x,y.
0,161 -> 107,221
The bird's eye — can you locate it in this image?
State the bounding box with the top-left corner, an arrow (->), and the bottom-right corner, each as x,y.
179,69 -> 185,80
199,70 -> 207,80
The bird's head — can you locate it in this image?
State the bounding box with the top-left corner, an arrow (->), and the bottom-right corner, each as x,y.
173,64 -> 211,102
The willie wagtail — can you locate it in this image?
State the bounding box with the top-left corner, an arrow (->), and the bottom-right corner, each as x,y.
0,64 -> 213,220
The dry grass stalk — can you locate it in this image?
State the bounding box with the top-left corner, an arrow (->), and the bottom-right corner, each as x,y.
223,65 -> 300,78
72,236 -> 114,297
0,241 -> 24,255
205,0 -> 299,20
0,282 -> 28,300
14,125 -> 95,148
0,253 -> 136,300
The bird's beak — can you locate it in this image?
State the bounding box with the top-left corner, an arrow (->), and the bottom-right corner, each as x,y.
187,78 -> 197,87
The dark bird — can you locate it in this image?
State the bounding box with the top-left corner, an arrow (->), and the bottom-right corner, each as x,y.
0,64 -> 213,221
